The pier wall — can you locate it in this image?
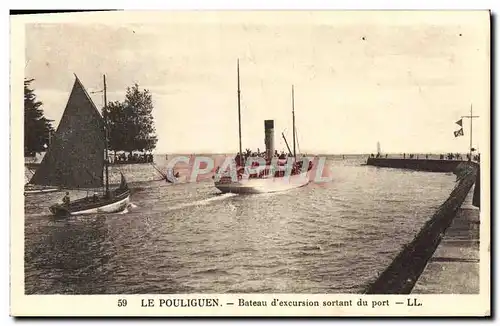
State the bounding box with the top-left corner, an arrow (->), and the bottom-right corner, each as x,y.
366,157 -> 464,173
473,167 -> 480,208
364,161 -> 479,294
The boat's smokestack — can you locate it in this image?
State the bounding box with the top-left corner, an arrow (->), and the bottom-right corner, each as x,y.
264,120 -> 275,159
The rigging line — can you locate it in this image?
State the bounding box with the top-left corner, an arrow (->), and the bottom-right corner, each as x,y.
83,168 -> 105,187
114,165 -> 125,175
295,128 -> 301,154
278,128 -> 288,153
150,162 -> 167,179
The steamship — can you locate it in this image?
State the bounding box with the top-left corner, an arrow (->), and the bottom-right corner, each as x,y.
213,60 -> 312,194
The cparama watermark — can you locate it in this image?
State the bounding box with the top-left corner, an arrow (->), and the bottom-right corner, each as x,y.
164,155 -> 333,184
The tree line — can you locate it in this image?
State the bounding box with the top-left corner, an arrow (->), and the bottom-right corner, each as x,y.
24,79 -> 54,156
24,79 -> 158,157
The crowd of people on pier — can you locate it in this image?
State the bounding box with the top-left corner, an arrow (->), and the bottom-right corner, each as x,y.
110,152 -> 154,164
370,153 -> 389,158
369,152 -> 480,162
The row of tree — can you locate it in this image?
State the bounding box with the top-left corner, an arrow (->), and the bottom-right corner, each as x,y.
24,79 -> 158,157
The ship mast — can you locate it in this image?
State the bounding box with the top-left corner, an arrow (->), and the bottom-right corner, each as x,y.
237,59 -> 243,166
461,104 -> 479,161
103,74 -> 109,195
470,105 -> 472,159
292,85 -> 296,160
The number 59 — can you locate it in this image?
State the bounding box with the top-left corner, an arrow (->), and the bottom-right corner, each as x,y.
118,299 -> 127,307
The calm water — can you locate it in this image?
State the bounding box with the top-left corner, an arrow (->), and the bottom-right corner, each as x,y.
24,156 -> 456,294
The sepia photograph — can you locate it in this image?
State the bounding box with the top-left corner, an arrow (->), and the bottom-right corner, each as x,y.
10,9 -> 490,317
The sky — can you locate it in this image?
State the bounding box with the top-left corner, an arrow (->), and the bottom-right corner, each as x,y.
23,11 -> 490,154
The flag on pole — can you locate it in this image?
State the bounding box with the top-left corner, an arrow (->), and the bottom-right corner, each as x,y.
454,128 -> 464,137
455,119 -> 463,127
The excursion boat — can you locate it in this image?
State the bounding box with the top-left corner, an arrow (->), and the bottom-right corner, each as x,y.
29,74 -> 130,216
214,60 -> 312,194
214,159 -> 312,194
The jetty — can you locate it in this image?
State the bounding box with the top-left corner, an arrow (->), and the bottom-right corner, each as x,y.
364,159 -> 482,294
366,157 -> 465,173
412,186 -> 480,294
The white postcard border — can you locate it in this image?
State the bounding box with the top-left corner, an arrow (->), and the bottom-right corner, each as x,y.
9,9 -> 492,318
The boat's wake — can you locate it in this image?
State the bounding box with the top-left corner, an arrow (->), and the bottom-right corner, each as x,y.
168,193 -> 237,211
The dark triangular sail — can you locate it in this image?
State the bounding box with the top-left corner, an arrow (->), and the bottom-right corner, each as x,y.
29,76 -> 106,188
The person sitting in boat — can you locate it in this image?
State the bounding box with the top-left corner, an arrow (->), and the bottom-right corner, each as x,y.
62,192 -> 70,206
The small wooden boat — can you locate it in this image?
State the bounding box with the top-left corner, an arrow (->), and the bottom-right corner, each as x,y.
151,163 -> 180,183
50,173 -> 130,216
29,74 -> 130,216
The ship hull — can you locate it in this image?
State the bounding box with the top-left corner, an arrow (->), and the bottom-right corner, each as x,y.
214,173 -> 309,194
49,190 -> 130,216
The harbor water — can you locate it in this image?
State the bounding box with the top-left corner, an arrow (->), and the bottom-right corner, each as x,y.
24,156 -> 456,294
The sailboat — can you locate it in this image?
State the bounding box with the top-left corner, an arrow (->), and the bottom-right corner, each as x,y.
28,74 -> 130,216
213,61 -> 312,194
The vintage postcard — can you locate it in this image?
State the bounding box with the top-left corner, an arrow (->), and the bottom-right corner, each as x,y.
10,10 -> 490,317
